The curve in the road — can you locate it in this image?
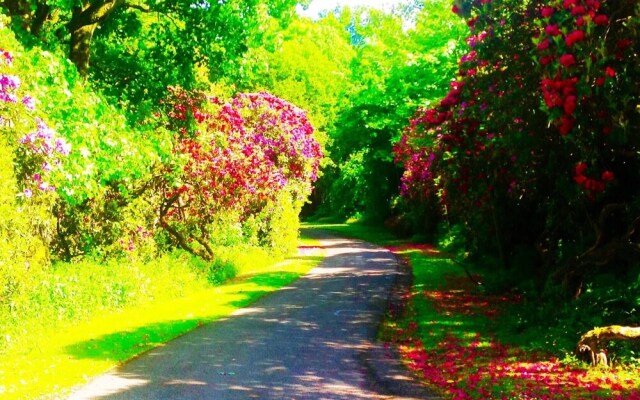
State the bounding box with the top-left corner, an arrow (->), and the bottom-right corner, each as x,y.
69,229 -> 439,400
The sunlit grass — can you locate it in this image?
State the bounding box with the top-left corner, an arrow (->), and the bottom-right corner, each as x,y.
0,234 -> 325,400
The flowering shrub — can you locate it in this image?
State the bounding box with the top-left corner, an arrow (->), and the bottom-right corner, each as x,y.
0,45 -> 67,322
395,0 -> 639,281
157,88 -> 322,259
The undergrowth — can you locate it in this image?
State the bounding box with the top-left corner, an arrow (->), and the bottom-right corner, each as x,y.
0,234 -> 323,399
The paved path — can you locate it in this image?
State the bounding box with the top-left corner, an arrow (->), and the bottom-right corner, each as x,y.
69,230 -> 437,400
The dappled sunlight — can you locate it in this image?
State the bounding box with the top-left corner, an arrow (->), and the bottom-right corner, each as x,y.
231,307 -> 265,316
308,266 -> 358,276
68,374 -> 149,400
162,379 -> 207,386
55,231 -> 408,399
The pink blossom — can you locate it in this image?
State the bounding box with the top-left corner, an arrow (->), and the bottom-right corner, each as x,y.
594,14 -> 609,26
540,7 -> 554,18
559,54 -> 576,67
544,24 -> 562,37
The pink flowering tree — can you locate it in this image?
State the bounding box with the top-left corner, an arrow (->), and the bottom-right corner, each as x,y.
156,87 -> 322,260
395,0 -> 639,293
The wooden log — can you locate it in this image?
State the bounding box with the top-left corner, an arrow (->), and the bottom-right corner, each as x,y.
577,325 -> 640,366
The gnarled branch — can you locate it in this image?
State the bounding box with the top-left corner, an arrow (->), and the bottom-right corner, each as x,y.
577,325 -> 640,366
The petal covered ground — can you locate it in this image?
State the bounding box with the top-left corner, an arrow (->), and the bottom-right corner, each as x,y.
381,245 -> 640,400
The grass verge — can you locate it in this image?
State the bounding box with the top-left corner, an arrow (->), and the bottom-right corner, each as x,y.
0,234 -> 324,400
310,222 -> 640,399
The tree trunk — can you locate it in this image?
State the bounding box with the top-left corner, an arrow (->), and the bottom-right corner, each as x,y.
69,23 -> 97,78
577,325 -> 640,366
67,0 -> 125,77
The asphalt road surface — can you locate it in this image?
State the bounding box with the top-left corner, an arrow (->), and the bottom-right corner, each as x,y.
69,229 -> 436,400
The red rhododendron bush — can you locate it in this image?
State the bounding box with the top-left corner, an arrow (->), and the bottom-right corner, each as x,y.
155,88 -> 322,260
392,0 -> 640,396
395,0 -> 639,292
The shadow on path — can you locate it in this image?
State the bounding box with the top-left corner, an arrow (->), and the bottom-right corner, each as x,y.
67,230 -> 438,400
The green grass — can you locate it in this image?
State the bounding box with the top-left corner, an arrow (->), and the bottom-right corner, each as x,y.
0,234 -> 325,400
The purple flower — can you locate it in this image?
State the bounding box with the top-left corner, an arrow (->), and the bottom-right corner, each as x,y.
23,188 -> 32,198
21,95 -> 35,111
54,138 -> 71,156
38,181 -> 50,191
0,92 -> 17,103
0,74 -> 20,90
19,133 -> 35,145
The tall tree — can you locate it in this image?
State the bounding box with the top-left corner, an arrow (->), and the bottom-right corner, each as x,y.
0,0 -> 299,82
317,1 -> 466,222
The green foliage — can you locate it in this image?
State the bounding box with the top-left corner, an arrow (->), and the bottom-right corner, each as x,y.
316,1 -> 466,223
238,14 -> 355,135
256,191 -> 303,258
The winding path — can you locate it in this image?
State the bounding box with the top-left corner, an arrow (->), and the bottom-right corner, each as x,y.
69,229 -> 438,400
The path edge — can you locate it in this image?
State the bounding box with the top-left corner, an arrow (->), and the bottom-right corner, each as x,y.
362,252 -> 442,399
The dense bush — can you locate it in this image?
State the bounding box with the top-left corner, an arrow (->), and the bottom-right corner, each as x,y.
0,33 -> 63,323
395,0 -> 639,296
155,88 -> 322,259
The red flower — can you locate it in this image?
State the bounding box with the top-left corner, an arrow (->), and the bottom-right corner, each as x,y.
545,24 -> 562,36
564,30 -> 585,47
540,55 -> 554,65
595,77 -> 605,86
601,170 -> 615,182
540,7 -> 555,18
594,14 -> 609,25
586,0 -> 601,11
563,95 -> 577,115
563,0 -> 577,9
575,162 -> 588,176
573,175 -> 587,185
605,66 -> 616,77
617,39 -> 633,49
537,39 -> 551,51
559,54 -> 576,67
558,115 -> 574,135
570,6 -> 586,16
